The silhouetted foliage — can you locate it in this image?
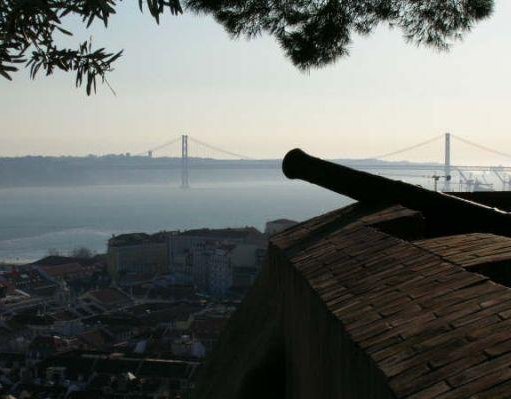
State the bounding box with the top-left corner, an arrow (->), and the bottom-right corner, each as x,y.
0,0 -> 182,94
188,0 -> 494,69
1,0 -> 494,94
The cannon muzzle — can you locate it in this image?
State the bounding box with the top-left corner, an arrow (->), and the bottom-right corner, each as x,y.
283,148 -> 511,237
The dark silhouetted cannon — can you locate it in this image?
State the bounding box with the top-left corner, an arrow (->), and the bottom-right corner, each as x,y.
283,148 -> 511,237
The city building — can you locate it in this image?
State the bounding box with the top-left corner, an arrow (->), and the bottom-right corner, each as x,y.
208,245 -> 234,297
168,227 -> 267,296
171,334 -> 206,358
107,232 -> 169,279
2,266 -> 58,298
230,243 -> 267,288
34,350 -> 201,398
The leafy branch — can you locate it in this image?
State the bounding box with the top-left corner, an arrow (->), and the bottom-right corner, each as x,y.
0,0 -> 183,94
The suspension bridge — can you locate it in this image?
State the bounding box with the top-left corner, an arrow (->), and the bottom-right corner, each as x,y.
134,133 -> 511,191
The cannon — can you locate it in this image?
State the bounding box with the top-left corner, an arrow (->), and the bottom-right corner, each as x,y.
283,148 -> 511,237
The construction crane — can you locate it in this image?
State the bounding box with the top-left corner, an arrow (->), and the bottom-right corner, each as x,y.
490,167 -> 510,191
431,174 -> 451,192
457,169 -> 493,192
479,173 -> 495,192
376,172 -> 451,192
456,168 -> 476,192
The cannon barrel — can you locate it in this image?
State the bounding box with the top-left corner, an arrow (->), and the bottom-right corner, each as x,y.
283,148 -> 511,237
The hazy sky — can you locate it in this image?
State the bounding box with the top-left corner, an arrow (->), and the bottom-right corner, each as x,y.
1,2 -> 511,165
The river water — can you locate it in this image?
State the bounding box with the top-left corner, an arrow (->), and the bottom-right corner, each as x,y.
0,169 -> 351,263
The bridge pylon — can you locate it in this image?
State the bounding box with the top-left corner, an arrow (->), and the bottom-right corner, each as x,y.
181,134 -> 189,189
444,132 -> 452,192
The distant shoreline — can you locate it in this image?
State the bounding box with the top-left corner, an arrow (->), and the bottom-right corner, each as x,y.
0,156 -> 440,188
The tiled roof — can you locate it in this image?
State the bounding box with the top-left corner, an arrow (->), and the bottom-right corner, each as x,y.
415,233 -> 511,269
146,304 -> 201,324
181,227 -> 264,240
109,232 -> 167,247
272,204 -> 511,399
31,255 -> 81,266
51,310 -> 78,322
78,329 -> 111,349
38,263 -> 85,278
31,255 -> 106,267
191,318 -> 227,339
38,350 -> 200,380
85,288 -> 132,306
267,218 -> 298,224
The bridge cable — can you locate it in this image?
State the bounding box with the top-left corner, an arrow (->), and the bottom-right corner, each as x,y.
452,135 -> 511,161
147,137 -> 182,154
134,137 -> 182,156
363,134 -> 444,160
188,137 -> 254,160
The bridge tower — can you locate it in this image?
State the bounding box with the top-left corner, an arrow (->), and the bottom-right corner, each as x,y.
181,134 -> 189,189
444,132 -> 451,192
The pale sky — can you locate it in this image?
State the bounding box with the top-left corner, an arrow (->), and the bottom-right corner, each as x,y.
1,1 -> 511,165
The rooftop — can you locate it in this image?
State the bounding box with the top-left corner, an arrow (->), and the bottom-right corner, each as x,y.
37,350 -> 200,380
31,255 -> 106,267
415,233 -> 511,270
83,288 -> 132,307
180,227 -> 265,241
195,201 -> 511,399
108,232 -> 168,247
38,262 -> 85,279
267,218 -> 298,224
271,204 -> 511,398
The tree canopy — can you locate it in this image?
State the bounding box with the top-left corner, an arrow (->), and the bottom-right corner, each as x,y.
0,0 -> 494,94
